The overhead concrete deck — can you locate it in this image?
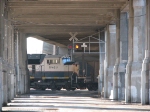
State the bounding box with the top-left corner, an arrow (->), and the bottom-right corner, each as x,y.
8,0 -> 128,46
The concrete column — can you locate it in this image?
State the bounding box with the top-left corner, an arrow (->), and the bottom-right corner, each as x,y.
22,35 -> 27,94
15,32 -> 27,95
0,0 -> 4,57
104,25 -> 116,99
19,34 -> 24,94
125,0 -> 146,103
7,20 -> 12,102
104,25 -> 109,98
141,0 -> 150,105
113,9 -> 120,100
131,0 -> 145,103
2,71 -> 8,106
3,14 -> 8,106
98,31 -> 105,97
12,29 -> 17,97
15,31 -> 21,95
0,0 -> 5,110
118,12 -> 128,100
0,59 -> 2,110
125,0 -> 134,103
10,26 -> 15,100
108,25 -> 116,99
24,36 -> 29,93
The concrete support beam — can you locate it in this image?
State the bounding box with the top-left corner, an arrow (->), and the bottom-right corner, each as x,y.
2,0 -> 8,106
0,60 -> 2,110
104,25 -> 116,99
131,0 -> 145,103
0,1 -> 28,111
0,0 -> 5,110
141,0 -> 150,105
0,2 -> 17,110
113,9 -> 120,100
10,26 -> 15,100
98,31 -> 105,97
104,25 -> 109,98
125,0 -> 133,103
118,12 -> 128,100
15,32 -> 28,95
14,31 -> 21,95
125,0 -> 146,103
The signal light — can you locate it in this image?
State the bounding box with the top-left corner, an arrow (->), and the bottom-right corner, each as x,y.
75,45 -> 79,49
68,45 -> 72,49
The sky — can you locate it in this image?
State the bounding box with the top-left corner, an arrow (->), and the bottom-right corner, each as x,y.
27,37 -> 43,54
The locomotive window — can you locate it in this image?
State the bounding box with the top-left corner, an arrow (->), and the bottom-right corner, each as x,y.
48,59 -> 60,64
62,58 -> 71,64
50,60 -> 53,64
53,59 -> 60,64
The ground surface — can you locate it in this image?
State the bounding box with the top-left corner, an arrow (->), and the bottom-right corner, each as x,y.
2,89 -> 150,112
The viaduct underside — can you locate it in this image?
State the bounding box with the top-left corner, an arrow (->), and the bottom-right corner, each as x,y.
0,0 -> 150,110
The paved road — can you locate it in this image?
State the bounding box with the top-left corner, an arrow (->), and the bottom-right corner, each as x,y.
2,89 -> 150,112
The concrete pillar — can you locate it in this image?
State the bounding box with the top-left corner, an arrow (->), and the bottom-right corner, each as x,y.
113,9 -> 120,100
15,31 -> 21,95
16,33 -> 28,94
19,34 -> 24,94
141,0 -> 150,105
24,36 -> 28,94
0,0 -> 16,106
7,20 -> 13,102
118,12 -> 128,100
0,59 -> 2,110
21,35 -> 27,94
2,11 -> 9,106
98,31 -> 105,97
125,0 -> 134,103
2,71 -> 8,106
104,25 -> 116,99
0,0 -> 5,110
131,0 -> 145,103
12,29 -> 17,97
0,0 -> 4,57
104,25 -> 109,98
125,0 -> 146,103
10,26 -> 15,100
0,1 -> 16,103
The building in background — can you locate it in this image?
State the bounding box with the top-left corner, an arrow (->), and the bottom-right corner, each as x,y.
27,37 -> 68,55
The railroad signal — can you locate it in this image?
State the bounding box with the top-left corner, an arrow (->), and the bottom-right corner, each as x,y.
69,32 -> 78,41
74,44 -> 81,52
68,45 -> 73,49
75,44 -> 79,49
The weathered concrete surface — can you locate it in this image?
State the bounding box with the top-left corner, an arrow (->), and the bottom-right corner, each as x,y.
141,0 -> 150,105
0,60 -> 3,110
113,9 -> 120,100
7,0 -> 128,47
2,89 -> 150,112
98,31 -> 105,96
125,0 -> 133,103
130,0 -> 146,103
105,25 -> 116,99
118,12 -> 128,100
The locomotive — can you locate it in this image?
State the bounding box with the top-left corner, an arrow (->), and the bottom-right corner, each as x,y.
28,54 -> 98,91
